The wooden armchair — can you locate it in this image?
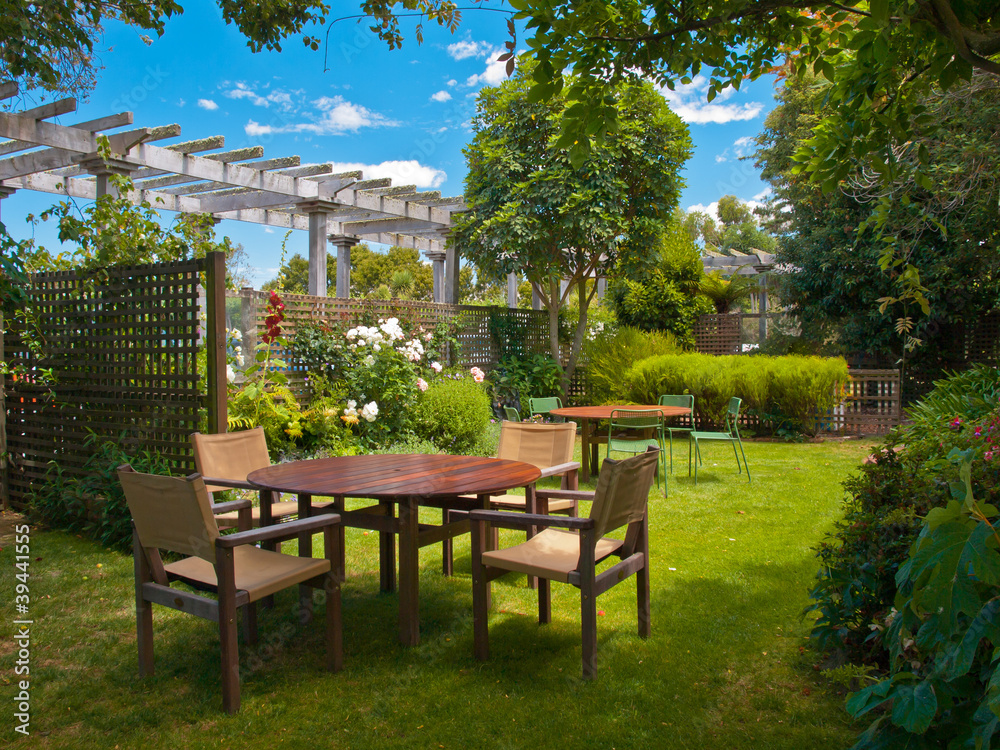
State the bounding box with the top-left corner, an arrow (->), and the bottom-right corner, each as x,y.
191,427 -> 331,533
118,465 -> 344,713
442,421 -> 581,578
469,448 -> 658,679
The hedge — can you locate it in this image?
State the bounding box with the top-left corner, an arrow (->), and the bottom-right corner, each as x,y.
619,353 -> 850,434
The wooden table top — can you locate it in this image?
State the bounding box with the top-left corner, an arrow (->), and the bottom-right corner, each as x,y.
550,404 -> 690,419
248,453 -> 542,500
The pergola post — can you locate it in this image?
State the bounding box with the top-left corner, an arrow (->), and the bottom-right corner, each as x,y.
445,245 -> 459,304
426,250 -> 447,303
330,234 -> 360,299
79,155 -> 135,198
532,287 -> 543,311
507,272 -> 518,309
597,277 -> 607,300
757,272 -> 769,343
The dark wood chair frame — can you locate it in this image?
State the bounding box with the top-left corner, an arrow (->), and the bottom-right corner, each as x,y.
131,491 -> 345,714
469,487 -> 651,680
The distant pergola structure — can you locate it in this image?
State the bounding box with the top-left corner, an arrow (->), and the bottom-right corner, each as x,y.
0,84 -> 465,301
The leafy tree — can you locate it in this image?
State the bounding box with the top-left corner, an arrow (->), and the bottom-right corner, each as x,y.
262,252 -> 317,294
683,197 -> 777,255
502,0 -> 1000,182
451,63 -> 691,389
606,221 -> 713,345
351,244 -> 432,300
754,73 -> 1000,398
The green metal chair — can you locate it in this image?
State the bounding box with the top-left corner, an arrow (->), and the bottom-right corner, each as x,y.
503,406 -> 521,422
528,396 -> 563,422
657,394 -> 696,474
607,408 -> 666,495
689,397 -> 750,484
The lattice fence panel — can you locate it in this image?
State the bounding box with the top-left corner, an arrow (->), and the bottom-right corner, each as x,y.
693,314 -> 743,355
3,259 -> 207,508
818,369 -> 901,436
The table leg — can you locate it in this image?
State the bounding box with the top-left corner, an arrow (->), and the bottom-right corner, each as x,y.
580,418 -> 592,483
397,496 -> 420,646
378,501 -> 396,593
298,492 -> 313,619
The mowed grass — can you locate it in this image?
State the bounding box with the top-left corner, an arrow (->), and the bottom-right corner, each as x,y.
0,439 -> 872,749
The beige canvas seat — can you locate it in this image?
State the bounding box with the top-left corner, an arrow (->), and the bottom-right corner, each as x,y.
469,448 -> 658,679
118,465 -> 344,714
442,421 -> 581,577
191,427 -> 330,530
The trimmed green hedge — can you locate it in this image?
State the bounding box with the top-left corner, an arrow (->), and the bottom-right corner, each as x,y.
619,353 -> 850,434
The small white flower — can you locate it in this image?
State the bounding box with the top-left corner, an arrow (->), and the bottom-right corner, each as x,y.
226,365 -> 235,382
361,401 -> 379,422
431,361 -> 443,373
364,355 -> 375,366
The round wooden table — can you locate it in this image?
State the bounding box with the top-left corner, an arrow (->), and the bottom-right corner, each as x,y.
550,405 -> 690,483
248,454 -> 541,646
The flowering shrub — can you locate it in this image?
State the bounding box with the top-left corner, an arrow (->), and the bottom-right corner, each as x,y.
228,290 -> 303,457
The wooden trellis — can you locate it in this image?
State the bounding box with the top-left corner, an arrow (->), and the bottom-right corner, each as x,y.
2,254 -> 226,509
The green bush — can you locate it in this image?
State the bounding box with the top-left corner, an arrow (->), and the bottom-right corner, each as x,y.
582,326 -> 682,404
619,352 -> 849,434
488,353 -> 563,413
804,367 -> 1000,749
414,376 -> 492,454
228,383 -> 303,458
29,434 -> 174,552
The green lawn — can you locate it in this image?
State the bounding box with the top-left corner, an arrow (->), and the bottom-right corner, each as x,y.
1,439 -> 872,749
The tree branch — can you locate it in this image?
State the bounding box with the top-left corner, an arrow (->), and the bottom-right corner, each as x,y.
926,0 -> 1000,76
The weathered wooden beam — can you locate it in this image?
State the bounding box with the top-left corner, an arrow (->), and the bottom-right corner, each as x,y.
0,111 -> 100,152
0,146 -> 87,180
342,217 -> 449,235
0,82 -> 17,100
0,112 -> 134,157
17,97 -> 78,122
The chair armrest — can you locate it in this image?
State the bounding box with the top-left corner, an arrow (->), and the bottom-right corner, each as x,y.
468,509 -> 594,530
216,513 -> 341,548
535,489 -> 595,502
202,476 -> 256,491
211,498 -> 252,514
537,461 -> 581,479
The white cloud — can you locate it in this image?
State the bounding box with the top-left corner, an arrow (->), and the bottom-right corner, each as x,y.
177,98 -> 186,107
430,90 -> 452,103
223,83 -> 300,112
197,99 -> 219,111
686,196 -> 768,221
448,40 -> 489,60
715,135 -> 758,163
447,79 -> 457,87
465,52 -> 509,88
245,96 -> 398,137
659,76 -> 765,125
328,160 -> 447,189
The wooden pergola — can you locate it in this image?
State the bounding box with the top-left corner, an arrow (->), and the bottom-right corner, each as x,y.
0,84 -> 465,301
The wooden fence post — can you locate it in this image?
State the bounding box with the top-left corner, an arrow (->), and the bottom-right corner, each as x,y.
204,252 -> 227,434
240,287 -> 257,372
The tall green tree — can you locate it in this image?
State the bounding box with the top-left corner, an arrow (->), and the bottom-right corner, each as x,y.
451,64 -> 692,388
754,73 -> 1000,395
351,244 -> 432,300
606,220 -> 713,346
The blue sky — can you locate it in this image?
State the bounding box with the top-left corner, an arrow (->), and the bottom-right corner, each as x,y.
4,4 -> 777,286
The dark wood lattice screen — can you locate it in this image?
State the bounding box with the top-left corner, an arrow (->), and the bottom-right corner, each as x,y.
2,258 -> 217,508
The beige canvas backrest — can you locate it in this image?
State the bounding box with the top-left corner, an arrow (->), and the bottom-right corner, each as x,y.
588,450 -> 658,540
497,421 -> 576,470
190,427 -> 271,494
118,466 -> 220,564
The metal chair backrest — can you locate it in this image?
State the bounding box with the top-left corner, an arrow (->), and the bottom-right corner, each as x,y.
190,427 -> 271,495
658,394 -> 694,412
528,396 -> 563,417
497,421 -> 575,470
118,465 -> 219,564
503,406 -> 521,422
726,397 -> 743,434
588,449 -> 658,540
610,408 -> 664,432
